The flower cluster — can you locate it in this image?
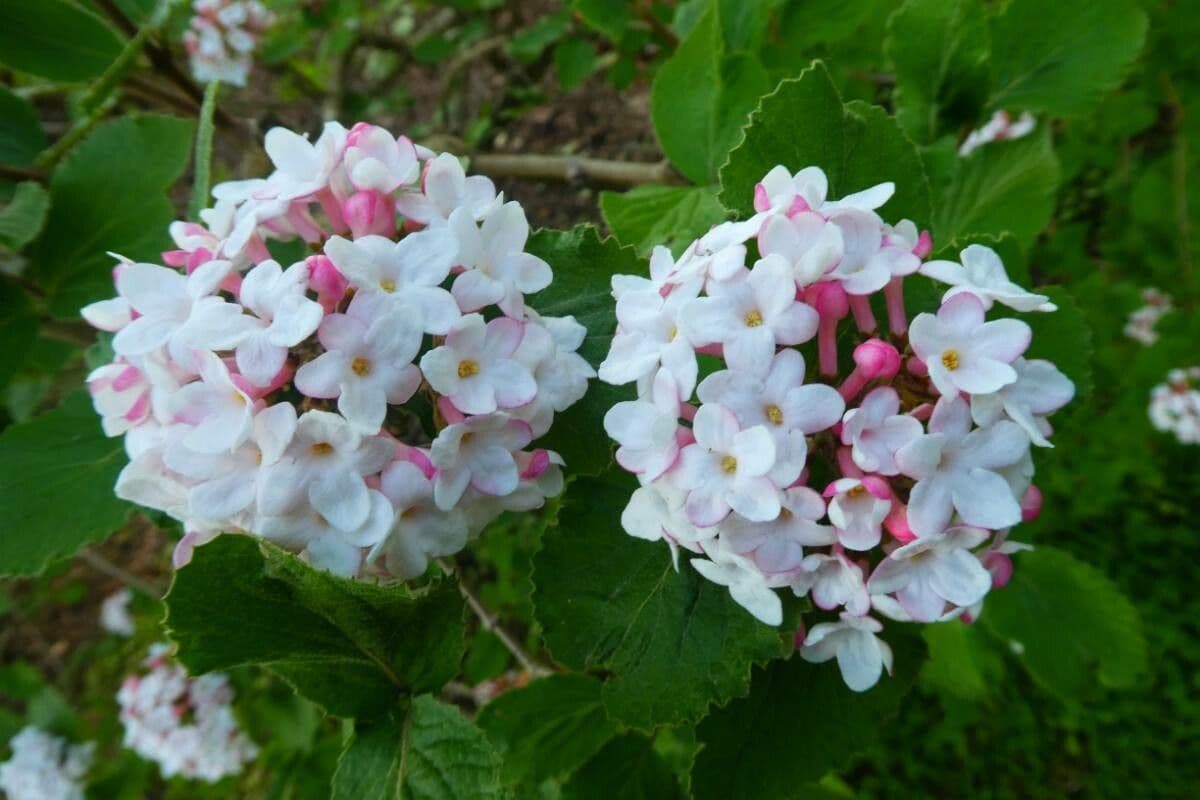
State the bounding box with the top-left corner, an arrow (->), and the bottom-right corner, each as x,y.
1150,367 -> 1200,444
118,645 -> 258,782
83,121 -> 591,579
599,165 -> 1074,691
1124,287 -> 1173,345
183,0 -> 273,87
0,727 -> 93,800
959,110 -> 1036,156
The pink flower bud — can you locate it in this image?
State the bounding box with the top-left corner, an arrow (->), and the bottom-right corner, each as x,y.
854,339 -> 902,379
913,229 -> 933,258
1020,485 -> 1043,522
307,254 -> 348,311
982,551 -> 1014,588
906,356 -> 928,377
521,449 -> 552,480
884,502 -> 916,544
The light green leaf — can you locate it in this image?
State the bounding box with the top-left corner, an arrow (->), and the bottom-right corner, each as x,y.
981,546 -> 1147,699
931,130 -> 1060,249
477,674 -> 619,787
561,733 -> 686,800
0,85 -> 45,166
652,10 -> 770,184
0,392 -> 130,576
508,13 -> 570,64
0,0 -> 123,81
0,181 -> 50,252
533,470 -> 787,729
988,0 -> 1148,117
332,696 -> 503,800
165,536 -> 466,719
885,0 -> 989,142
919,622 -> 1002,701
525,226 -> 642,477
719,61 -> 932,229
690,633 -> 925,799
27,114 -> 195,317
571,0 -> 633,43
600,184 -> 727,255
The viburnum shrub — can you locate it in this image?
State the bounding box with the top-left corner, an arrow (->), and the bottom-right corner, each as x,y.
82,121 -> 593,578
1150,367 -> 1200,444
599,165 -> 1075,691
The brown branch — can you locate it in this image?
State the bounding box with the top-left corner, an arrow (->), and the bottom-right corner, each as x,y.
77,548 -> 163,598
0,164 -> 46,183
468,152 -> 684,187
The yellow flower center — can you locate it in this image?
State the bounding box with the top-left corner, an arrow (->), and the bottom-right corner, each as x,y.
941,349 -> 960,371
668,326 -> 678,341
458,359 -> 480,378
310,442 -> 334,456
765,404 -> 784,425
720,455 -> 738,474
380,279 -> 396,293
744,310 -> 764,328
351,357 -> 372,376
847,485 -> 868,499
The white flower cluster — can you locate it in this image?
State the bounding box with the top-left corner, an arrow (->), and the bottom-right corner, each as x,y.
959,110 -> 1036,157
1150,367 -> 1200,444
183,0 -> 273,87
1124,287 -> 1173,345
118,644 -> 258,782
599,165 -> 1075,691
0,727 -> 93,800
83,122 -> 591,579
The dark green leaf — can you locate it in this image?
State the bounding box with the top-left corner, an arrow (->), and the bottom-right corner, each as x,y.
0,85 -> 45,166
165,536 -> 466,719
1020,286 -> 1094,399
555,39 -> 598,91
572,0 -> 633,42
919,621 -> 1002,701
0,181 -> 50,252
0,0 -> 123,81
0,288 -> 38,391
534,470 -> 787,729
508,14 -> 570,63
600,185 -> 727,255
561,733 -> 686,800
0,392 -> 130,576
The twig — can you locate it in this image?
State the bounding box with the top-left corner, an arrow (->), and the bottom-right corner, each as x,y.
0,164 -> 46,183
436,558 -> 552,678
77,549 -> 163,598
39,320 -> 95,347
35,95 -> 119,169
469,153 -> 683,187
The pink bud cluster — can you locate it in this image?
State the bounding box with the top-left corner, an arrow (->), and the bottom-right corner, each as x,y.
183,0 -> 273,87
0,727 -> 93,800
83,122 -> 592,579
1150,367 -> 1200,444
599,165 -> 1074,691
958,110 -> 1036,157
1124,287 -> 1173,345
118,645 -> 257,782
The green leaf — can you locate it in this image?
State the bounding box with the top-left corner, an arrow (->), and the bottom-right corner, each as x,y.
716,0 -> 778,52
718,61 -> 932,229
571,0 -> 633,43
1020,286 -> 1094,399
652,10 -> 770,184
885,0 -> 989,142
981,546 -> 1147,699
533,470 -> 786,729
0,181 -> 50,252
27,114 -> 195,317
919,622 -> 1002,701
554,39 -> 598,91
187,80 -> 221,219
600,185 -> 727,255
332,695 -> 503,800
0,392 -> 130,576
165,536 -> 466,719
0,289 -> 38,392
930,130 -> 1060,249
0,85 -> 45,166
988,0 -> 1148,117
508,13 -> 570,63
561,733 -> 686,800
525,226 -> 642,477
477,674 -> 619,787
0,0 -> 123,81
690,633 -> 925,799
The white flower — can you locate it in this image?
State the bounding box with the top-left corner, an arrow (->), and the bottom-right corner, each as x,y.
867,526 -> 992,622
369,460 -> 470,579
429,414 -> 532,510
753,165 -> 894,216
800,613 -> 893,692
168,351 -> 256,454
449,202 -> 552,316
958,110 -> 1035,156
0,727 -> 93,800
895,394 -> 1029,537
909,292 -> 1031,397
420,314 -> 537,415
756,211 -> 844,286
263,121 -> 347,201
675,403 -> 780,526
840,387 -> 923,476
620,479 -> 716,562
604,370 -> 682,481
691,546 -> 784,625
100,588 -> 135,637
970,357 -> 1075,447
87,360 -> 152,436
344,126 -> 419,193
295,292 -> 424,433
792,552 -> 870,615
825,477 -> 892,551
720,486 -> 834,574
395,152 -> 500,224
598,274 -> 701,398
920,244 -> 1056,312
257,488 -> 395,577
234,259 -> 323,386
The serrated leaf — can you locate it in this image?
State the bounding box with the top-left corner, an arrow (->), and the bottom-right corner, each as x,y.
477,674 -> 618,787
885,0 -> 989,142
332,695 -> 503,800
988,0 -> 1148,117
931,130 -> 1060,249
561,733 -> 686,800
0,181 -> 50,252
533,470 -> 787,729
652,10 -> 770,184
166,536 -> 466,719
718,61 -> 932,229
690,632 -> 925,799
27,114 -> 195,317
981,546 -> 1147,699
0,0 -> 123,81
0,85 -> 45,166
0,392 -> 130,576
525,226 -> 642,477
600,185 -> 727,255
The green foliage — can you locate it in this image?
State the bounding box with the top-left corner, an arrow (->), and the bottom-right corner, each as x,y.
600,184 -> 726,255
560,733 -> 686,800
534,470 -> 787,729
982,546 -> 1148,699
0,85 -> 45,166
0,181 -> 49,251
0,392 -> 130,576
0,0 -> 123,81
165,536 -> 466,719
1020,286 -> 1094,399
554,40 -> 597,90
332,696 -> 503,800
0,290 -> 38,392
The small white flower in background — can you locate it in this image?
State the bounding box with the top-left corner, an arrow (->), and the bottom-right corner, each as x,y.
958,110 -> 1036,157
184,0 -> 273,87
0,727 -> 94,800
100,588 -> 135,636
118,645 -> 258,782
598,163 -> 1073,691
1149,367 -> 1200,445
1123,287 -> 1173,345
